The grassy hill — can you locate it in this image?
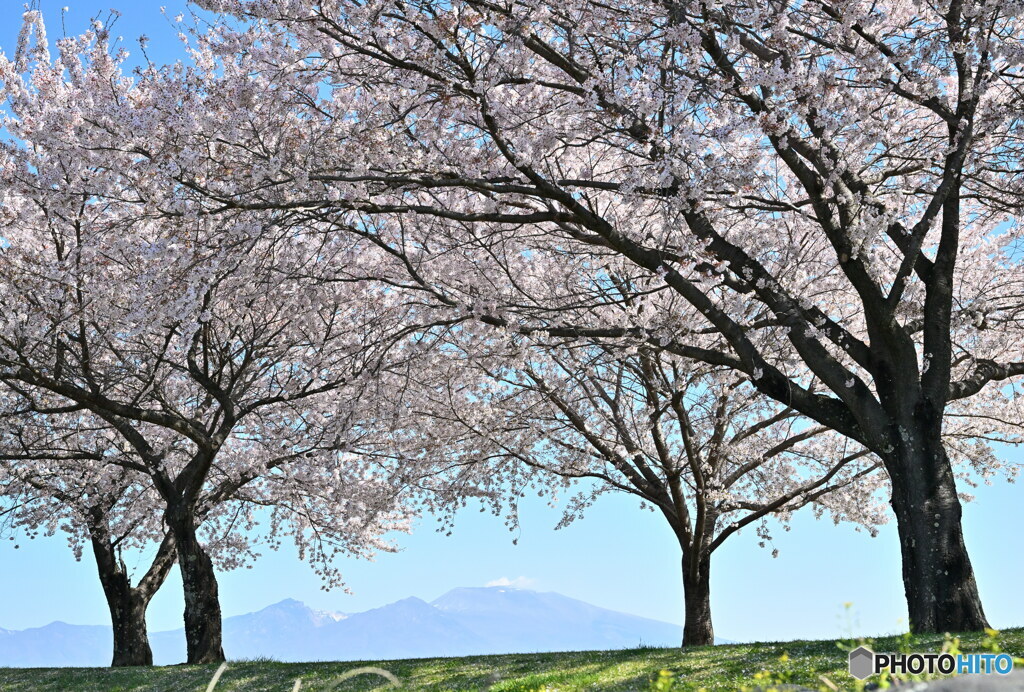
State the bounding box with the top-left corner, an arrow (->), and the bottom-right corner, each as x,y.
0,627 -> 1020,691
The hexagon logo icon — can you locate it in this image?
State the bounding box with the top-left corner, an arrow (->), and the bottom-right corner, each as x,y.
848,646 -> 875,680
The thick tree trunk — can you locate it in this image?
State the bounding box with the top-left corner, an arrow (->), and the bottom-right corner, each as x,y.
90,535 -> 154,667
167,509 -> 225,664
888,430 -> 988,633
108,590 -> 154,667
681,551 -> 714,647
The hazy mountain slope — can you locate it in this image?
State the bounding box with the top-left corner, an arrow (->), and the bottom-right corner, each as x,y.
0,587 -> 691,666
0,622 -> 112,667
430,587 -> 682,653
150,597 -> 347,664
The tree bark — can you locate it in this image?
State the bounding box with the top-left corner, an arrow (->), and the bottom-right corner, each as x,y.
681,550 -> 714,647
89,527 -> 176,666
887,427 -> 989,633
166,508 -> 225,664
90,535 -> 153,666
107,587 -> 154,667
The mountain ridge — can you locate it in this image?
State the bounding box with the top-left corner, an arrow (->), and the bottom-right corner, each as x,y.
0,586 -> 705,666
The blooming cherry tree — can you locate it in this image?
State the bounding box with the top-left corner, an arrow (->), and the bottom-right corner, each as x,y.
0,29 -> 427,657
175,0 -> 1024,633
399,327 -> 888,646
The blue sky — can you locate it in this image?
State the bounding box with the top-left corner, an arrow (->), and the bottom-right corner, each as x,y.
0,1 -> 1022,646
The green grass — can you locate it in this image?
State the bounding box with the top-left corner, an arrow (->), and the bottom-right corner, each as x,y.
0,628 -> 1020,691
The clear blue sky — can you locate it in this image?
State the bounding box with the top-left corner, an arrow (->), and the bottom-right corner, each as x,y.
0,2 -> 1022,646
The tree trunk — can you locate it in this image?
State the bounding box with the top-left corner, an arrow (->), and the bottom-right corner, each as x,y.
888,429 -> 988,633
108,589 -> 154,667
167,509 -> 225,664
90,534 -> 155,667
681,550 -> 714,647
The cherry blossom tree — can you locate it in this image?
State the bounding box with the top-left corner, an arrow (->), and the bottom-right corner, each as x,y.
0,14 -> 447,664
396,325 -> 889,646
0,197 -> 424,663
0,203 -> 429,662
169,0 -> 1024,633
0,134 -> 424,665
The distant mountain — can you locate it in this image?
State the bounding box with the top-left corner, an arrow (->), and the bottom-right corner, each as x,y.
0,587 -> 707,667
148,597 -> 352,664
301,596 -> 487,661
0,622 -> 112,667
430,587 -> 683,654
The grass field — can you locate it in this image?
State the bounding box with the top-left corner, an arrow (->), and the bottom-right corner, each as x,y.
0,628 -> 1021,691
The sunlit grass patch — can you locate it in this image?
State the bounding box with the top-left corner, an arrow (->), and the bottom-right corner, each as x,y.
0,627 -> 1020,690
